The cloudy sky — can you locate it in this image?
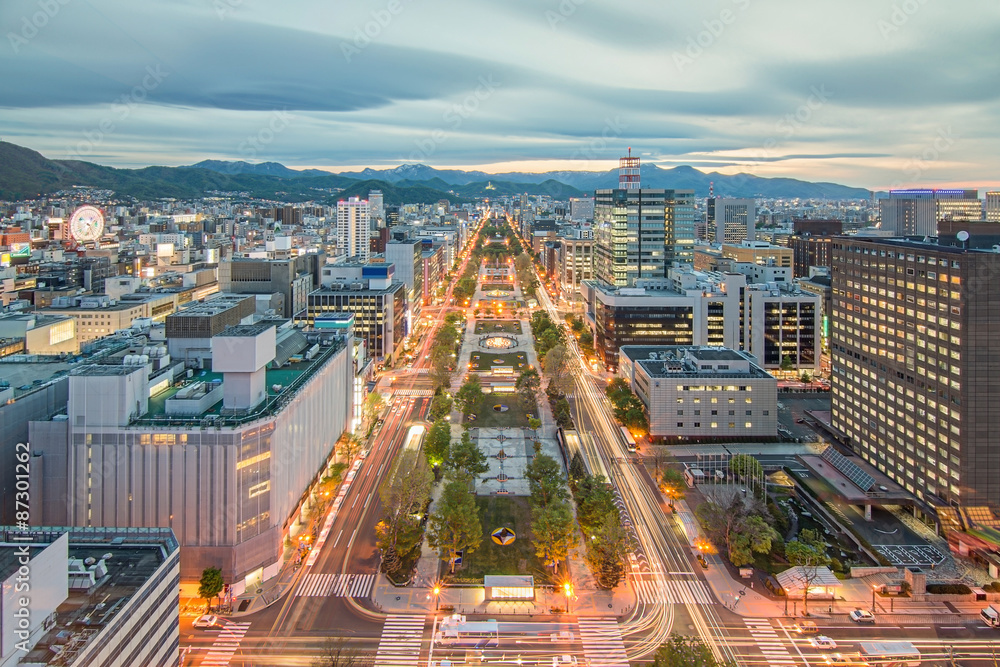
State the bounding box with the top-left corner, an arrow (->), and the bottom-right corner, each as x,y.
1,0 -> 997,188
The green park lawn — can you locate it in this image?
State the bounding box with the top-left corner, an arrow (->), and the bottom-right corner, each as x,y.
468,351 -> 527,372
449,495 -> 546,582
474,319 -> 523,335
465,393 -> 535,428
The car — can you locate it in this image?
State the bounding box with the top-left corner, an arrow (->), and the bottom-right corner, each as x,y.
795,418 -> 806,424
193,614 -> 219,629
810,636 -> 837,649
793,621 -> 819,634
849,609 -> 876,623
359,449 -> 369,459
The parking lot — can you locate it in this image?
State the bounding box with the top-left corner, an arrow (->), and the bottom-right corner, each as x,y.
776,394 -> 832,441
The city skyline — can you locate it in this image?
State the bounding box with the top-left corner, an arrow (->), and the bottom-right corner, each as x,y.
1,0 -> 998,189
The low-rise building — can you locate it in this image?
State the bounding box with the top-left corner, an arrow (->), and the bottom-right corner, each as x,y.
0,313 -> 77,355
618,345 -> 777,440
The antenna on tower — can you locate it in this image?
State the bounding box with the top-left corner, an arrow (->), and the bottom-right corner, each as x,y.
709,181 -> 714,198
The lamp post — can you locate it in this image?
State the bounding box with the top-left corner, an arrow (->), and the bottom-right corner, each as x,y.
563,582 -> 572,614
433,585 -> 441,611
872,584 -> 878,612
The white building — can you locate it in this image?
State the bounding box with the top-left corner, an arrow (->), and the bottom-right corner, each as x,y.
368,190 -> 384,228
709,198 -> 756,244
618,346 -> 777,440
1,526 -> 180,667
29,322 -> 354,585
336,197 -> 370,262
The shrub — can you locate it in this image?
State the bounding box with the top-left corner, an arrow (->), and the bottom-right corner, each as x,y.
985,581 -> 1000,592
926,583 -> 972,595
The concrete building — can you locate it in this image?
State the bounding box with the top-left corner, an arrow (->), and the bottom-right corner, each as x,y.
385,239 -> 424,319
708,198 -> 756,244
618,346 -> 777,440
594,152 -> 695,287
308,262 -> 407,360
39,295 -> 177,343
1,526 -> 179,667
164,294 -> 257,365
569,196 -> 595,222
0,313 -> 77,355
879,189 -> 981,236
830,237 -> 1000,508
368,190 -> 384,228
557,235 -> 594,300
790,234 -> 835,278
986,192 -> 1000,223
337,197 -> 370,261
743,283 -> 821,373
722,240 -> 793,268
29,322 -> 354,584
218,253 -> 323,319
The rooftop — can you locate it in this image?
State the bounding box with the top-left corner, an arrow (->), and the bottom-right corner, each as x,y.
217,322 -> 273,338
838,236 -> 1000,255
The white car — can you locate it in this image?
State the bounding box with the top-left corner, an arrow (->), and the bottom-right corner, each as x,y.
810,636 -> 837,649
849,608 -> 875,623
193,614 -> 218,629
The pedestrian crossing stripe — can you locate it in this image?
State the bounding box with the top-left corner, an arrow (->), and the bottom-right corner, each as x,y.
375,614 -> 425,666
199,622 -> 251,666
296,573 -> 375,598
393,388 -> 434,396
633,577 -> 714,604
578,618 -> 629,667
742,619 -> 796,665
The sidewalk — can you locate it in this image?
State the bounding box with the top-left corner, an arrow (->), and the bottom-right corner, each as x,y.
370,572 -> 636,618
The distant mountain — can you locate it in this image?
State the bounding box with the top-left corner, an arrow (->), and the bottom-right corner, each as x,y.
334,179 -> 464,206
185,160 -> 331,178
334,162 -> 870,199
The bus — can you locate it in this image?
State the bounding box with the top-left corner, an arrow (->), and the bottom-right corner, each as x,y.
858,642 -> 921,667
620,426 -> 637,453
434,615 -> 499,648
403,424 -> 426,452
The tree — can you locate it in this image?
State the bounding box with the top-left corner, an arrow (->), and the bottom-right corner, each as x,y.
660,468 -> 687,500
605,378 -> 632,406
568,451 -> 586,482
543,344 -> 574,396
586,514 -> 629,589
455,374 -> 483,416
553,397 -> 573,428
445,429 -> 489,478
429,346 -> 454,390
362,391 -> 386,425
696,494 -> 750,563
573,475 -> 616,533
780,354 -> 795,372
621,398 -> 648,436
313,637 -> 372,667
531,500 -> 578,574
524,452 -> 569,508
729,515 -> 779,568
429,393 -> 453,422
424,419 -> 452,468
515,368 -> 541,407
527,417 -> 542,434
728,453 -> 764,485
198,566 -> 224,612
785,528 -> 831,616
376,450 -> 433,574
652,633 -> 732,667
340,433 -> 364,461
427,473 -> 482,574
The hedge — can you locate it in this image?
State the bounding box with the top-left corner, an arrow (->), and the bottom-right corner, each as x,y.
926,583 -> 972,595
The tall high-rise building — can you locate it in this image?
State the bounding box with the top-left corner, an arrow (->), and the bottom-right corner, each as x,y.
985,191 -> 1000,222
594,151 -> 694,286
879,189 -> 981,236
337,196 -> 370,262
830,237 -> 1000,508
369,190 -> 385,228
707,197 -> 756,244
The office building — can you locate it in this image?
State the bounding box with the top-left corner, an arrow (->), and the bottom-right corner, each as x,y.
39,294 -> 179,343
708,198 -> 756,244
0,313 -> 77,355
30,321 -> 354,584
594,153 -> 695,286
986,192 -> 1000,223
369,190 -> 384,228
879,189 -> 981,236
557,235 -> 594,300
830,237 -> 1000,507
385,239 -> 424,319
743,283 -> 821,373
218,253 -> 324,319
308,262 -> 407,359
569,196 -> 595,222
722,240 -> 793,268
618,346 -> 777,440
163,293 -> 257,364
1,526 -> 180,667
337,197 -> 371,262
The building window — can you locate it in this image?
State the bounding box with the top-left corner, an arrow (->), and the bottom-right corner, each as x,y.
677,410 -> 683,416
677,422 -> 684,428
711,410 -> 718,416
746,410 -> 752,416
763,410 -> 769,416
745,422 -> 753,428
694,422 -> 701,428
710,422 -> 718,428
694,410 -> 701,416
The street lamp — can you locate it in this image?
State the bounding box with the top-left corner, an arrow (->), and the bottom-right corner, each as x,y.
433,585 -> 441,611
872,584 -> 878,612
563,582 -> 572,614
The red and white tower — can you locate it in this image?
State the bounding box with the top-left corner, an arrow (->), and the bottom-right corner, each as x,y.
618,147 -> 640,190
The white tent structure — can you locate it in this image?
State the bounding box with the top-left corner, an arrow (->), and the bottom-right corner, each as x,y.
776,566 -> 841,599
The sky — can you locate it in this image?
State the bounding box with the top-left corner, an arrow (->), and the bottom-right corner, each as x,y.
1,0 -> 998,189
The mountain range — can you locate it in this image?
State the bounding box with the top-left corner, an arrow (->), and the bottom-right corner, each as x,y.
0,141 -> 872,205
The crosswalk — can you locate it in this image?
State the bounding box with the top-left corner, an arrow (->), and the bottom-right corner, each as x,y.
577,618 -> 629,667
296,573 -> 375,598
744,618 -> 796,666
374,615 -> 426,666
393,388 -> 434,396
633,576 -> 714,604
198,621 -> 251,666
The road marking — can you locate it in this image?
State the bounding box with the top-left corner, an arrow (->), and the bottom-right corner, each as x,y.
347,527 -> 359,550
577,618 -> 629,667
296,573 -> 375,598
743,619 -> 796,665
375,614 -> 426,666
199,621 -> 251,666
332,529 -> 344,548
